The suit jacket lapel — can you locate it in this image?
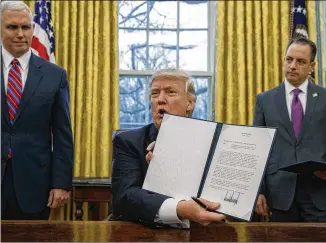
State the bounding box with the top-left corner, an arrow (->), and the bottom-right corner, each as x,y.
1,66 -> 10,125
143,124 -> 158,170
14,54 -> 43,124
148,124 -> 158,145
275,83 -> 296,143
297,81 -> 318,143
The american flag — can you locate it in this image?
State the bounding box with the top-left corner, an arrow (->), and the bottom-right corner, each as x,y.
290,0 -> 308,39
290,0 -> 315,81
31,0 -> 56,63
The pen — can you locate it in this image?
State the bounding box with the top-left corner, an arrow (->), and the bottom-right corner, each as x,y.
191,196 -> 228,223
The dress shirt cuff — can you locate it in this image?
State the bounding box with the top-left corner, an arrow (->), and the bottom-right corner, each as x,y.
156,198 -> 190,228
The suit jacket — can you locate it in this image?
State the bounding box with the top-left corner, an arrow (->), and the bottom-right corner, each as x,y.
253,81 -> 326,211
1,53 -> 74,214
111,123 -> 169,227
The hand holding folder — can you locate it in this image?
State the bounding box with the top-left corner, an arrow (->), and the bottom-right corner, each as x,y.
313,170 -> 326,180
191,197 -> 228,223
176,198 -> 226,225
278,160 -> 326,175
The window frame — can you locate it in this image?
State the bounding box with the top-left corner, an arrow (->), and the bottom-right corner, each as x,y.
118,1 -> 217,127
324,1 -> 326,71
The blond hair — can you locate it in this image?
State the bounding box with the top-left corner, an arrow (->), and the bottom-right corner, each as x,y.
150,69 -> 197,116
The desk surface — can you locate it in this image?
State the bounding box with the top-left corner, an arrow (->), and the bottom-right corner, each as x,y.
2,221 -> 326,242
73,177 -> 111,187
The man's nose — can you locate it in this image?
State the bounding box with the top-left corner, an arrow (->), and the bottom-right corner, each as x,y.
289,61 -> 297,69
157,91 -> 166,104
16,28 -> 24,38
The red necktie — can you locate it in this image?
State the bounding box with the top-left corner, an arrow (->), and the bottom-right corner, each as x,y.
7,58 -> 23,157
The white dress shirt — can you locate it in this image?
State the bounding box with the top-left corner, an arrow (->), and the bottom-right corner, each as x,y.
155,198 -> 190,228
2,47 -> 31,94
284,79 -> 308,120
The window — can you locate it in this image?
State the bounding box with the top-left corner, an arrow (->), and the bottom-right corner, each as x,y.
118,0 -> 216,128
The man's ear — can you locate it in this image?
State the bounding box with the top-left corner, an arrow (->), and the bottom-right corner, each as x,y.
186,98 -> 195,113
310,61 -> 316,70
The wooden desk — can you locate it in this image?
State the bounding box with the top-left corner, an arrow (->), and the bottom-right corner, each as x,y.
72,177 -> 111,220
2,221 -> 326,242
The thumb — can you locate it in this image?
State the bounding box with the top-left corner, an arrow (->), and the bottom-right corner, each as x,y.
47,190 -> 54,207
146,141 -> 155,151
205,211 -> 226,222
199,198 -> 221,211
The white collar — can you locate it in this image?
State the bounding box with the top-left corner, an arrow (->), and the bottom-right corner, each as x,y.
2,47 -> 31,71
284,79 -> 309,95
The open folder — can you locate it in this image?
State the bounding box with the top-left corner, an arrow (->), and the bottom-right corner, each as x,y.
278,161 -> 326,174
142,114 -> 277,222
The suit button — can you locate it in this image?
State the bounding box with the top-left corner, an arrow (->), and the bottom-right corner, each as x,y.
11,132 -> 15,136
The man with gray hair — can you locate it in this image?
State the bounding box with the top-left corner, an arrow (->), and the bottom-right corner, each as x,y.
111,69 -> 226,228
1,1 -> 74,220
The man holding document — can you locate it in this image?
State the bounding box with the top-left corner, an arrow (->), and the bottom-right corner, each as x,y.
253,37 -> 326,222
142,113 -> 276,222
111,69 -> 226,228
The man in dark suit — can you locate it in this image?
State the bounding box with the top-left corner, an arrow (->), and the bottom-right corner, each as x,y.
111,69 -> 226,228
1,1 -> 74,220
254,37 -> 326,222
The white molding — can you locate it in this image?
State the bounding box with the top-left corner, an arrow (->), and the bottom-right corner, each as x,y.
119,70 -> 213,77
207,0 -> 217,120
324,1 -> 326,69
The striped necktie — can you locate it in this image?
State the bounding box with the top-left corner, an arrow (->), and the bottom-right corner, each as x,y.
7,58 -> 23,124
7,58 -> 23,158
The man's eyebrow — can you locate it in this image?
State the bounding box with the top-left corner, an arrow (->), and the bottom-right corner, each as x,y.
151,84 -> 179,90
5,23 -> 32,26
151,85 -> 172,89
